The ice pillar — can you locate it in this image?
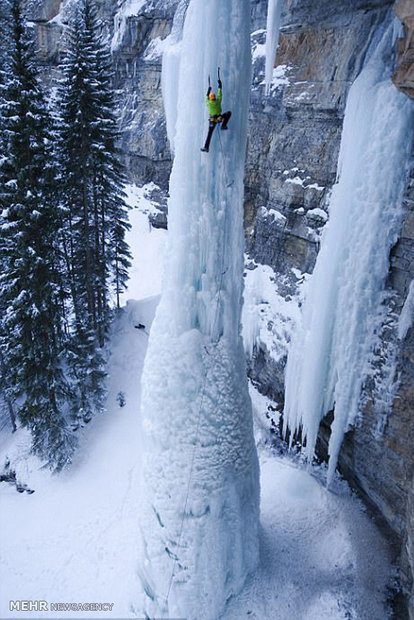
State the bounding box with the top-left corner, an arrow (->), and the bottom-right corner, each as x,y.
138,1 -> 259,619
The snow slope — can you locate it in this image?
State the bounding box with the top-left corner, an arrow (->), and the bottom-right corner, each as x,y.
0,296 -> 155,619
0,190 -> 166,620
0,184 -> 393,620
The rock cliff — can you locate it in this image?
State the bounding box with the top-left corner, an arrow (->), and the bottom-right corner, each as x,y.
393,0 -> 414,98
247,2 -> 414,616
25,0 -> 414,615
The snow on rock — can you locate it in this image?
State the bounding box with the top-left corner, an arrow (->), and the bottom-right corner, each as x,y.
143,36 -> 166,61
285,175 -> 305,186
252,39 -> 266,62
111,0 -> 147,53
265,0 -> 283,94
267,207 -> 287,223
242,261 -> 300,362
137,2 -> 259,619
284,18 -> 414,485
262,63 -> 290,92
398,279 -> 414,340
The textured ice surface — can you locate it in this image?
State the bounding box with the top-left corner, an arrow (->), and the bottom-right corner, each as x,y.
283,19 -> 414,484
138,1 -> 259,619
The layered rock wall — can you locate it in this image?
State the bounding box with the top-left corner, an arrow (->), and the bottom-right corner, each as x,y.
247,1 -> 414,615
393,0 -> 414,98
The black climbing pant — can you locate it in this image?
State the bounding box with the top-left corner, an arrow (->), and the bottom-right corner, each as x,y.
202,111 -> 232,151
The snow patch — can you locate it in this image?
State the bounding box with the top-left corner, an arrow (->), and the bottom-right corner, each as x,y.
120,183 -> 167,304
144,36 -> 167,61
242,261 -> 300,361
285,175 -> 304,186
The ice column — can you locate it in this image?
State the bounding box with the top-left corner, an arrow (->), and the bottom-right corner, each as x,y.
265,0 -> 283,94
161,0 -> 189,153
138,1 -> 259,619
283,19 -> 414,485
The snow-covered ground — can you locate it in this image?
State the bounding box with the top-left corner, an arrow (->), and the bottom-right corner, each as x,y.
0,184 -> 393,619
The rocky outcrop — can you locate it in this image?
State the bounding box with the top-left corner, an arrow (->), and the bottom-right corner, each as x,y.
393,0 -> 414,98
246,0 -> 393,390
27,0 -> 178,185
246,0 -> 393,295
111,0 -> 179,187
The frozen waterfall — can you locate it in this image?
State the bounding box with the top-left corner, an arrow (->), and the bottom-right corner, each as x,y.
283,19 -> 414,485
265,0 -> 283,94
137,1 -> 259,619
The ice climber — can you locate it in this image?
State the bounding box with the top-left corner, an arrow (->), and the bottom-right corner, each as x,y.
201,74 -> 231,153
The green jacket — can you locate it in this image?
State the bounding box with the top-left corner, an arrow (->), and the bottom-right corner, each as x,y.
206,88 -> 222,116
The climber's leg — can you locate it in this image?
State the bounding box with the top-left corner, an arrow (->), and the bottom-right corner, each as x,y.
221,111 -> 231,130
201,120 -> 217,152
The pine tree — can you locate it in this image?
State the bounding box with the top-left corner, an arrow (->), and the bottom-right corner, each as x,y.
87,4 -> 131,318
0,0 -> 76,469
57,0 -> 130,421
0,0 -> 16,431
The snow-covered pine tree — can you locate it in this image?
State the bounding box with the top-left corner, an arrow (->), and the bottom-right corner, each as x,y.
0,0 -> 12,74
57,0 -> 130,422
0,0 -> 17,432
0,0 -> 76,469
85,3 -> 131,318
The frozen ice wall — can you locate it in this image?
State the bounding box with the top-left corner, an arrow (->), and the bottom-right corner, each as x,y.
161,0 -> 189,153
283,18 -> 414,485
265,0 -> 283,94
138,1 -> 259,619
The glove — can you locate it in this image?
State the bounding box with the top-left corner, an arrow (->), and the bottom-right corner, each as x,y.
207,86 -> 211,97
218,79 -> 222,89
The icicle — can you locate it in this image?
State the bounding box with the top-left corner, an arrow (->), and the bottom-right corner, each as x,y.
398,280 -> 414,340
283,18 -> 414,485
161,0 -> 189,153
265,0 -> 283,95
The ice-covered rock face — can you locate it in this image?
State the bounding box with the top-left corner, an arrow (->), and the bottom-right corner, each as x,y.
283,18 -> 413,484
137,1 -> 259,619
